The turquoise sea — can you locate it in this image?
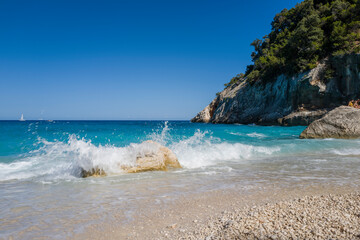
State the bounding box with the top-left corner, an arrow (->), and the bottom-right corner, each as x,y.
1,120 -> 360,238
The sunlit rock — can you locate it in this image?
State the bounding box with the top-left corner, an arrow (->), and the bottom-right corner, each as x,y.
81,140 -> 181,177
124,140 -> 181,173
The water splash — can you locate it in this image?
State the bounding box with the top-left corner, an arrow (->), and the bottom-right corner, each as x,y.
149,121 -> 171,145
171,130 -> 279,169
0,127 -> 280,181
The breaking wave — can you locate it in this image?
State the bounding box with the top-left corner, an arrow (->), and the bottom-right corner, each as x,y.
0,123 -> 280,182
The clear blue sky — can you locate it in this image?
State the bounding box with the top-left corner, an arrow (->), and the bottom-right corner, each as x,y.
0,0 -> 301,120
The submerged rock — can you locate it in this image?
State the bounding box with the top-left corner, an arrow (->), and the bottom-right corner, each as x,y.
81,141 -> 181,177
300,106 -> 360,139
81,167 -> 106,178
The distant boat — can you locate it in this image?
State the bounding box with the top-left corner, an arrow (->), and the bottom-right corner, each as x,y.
19,114 -> 25,121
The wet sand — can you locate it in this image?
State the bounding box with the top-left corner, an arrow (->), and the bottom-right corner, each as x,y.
74,184 -> 360,239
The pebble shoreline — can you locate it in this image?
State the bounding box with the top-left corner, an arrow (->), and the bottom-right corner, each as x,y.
180,193 -> 360,240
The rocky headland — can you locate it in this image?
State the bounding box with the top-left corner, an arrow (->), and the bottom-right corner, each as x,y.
192,54 -> 360,126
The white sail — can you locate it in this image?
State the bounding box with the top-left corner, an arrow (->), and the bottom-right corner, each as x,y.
19,114 -> 25,121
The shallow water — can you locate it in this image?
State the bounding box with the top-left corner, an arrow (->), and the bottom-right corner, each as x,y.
1,120 -> 360,238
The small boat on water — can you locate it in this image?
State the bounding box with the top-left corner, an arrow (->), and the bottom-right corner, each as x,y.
19,114 -> 25,121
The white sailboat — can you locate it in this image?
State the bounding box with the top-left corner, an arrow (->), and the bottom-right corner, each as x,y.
19,114 -> 25,121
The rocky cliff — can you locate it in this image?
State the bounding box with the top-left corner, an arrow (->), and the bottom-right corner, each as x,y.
192,54 -> 360,125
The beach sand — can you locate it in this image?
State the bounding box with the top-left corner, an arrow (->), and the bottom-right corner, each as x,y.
74,184 -> 360,239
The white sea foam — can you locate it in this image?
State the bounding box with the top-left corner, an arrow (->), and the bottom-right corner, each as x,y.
246,132 -> 267,138
227,132 -> 244,136
0,137 -> 161,181
330,148 -> 360,156
171,130 -> 278,169
0,125 -> 280,182
228,131 -> 267,138
149,121 -> 171,145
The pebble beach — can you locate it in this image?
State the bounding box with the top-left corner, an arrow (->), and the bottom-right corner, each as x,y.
73,186 -> 360,240
185,193 -> 360,240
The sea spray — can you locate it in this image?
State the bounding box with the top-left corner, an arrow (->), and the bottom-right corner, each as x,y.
0,123 -> 281,181
2,121 -> 360,183
149,120 -> 171,145
168,129 -> 278,168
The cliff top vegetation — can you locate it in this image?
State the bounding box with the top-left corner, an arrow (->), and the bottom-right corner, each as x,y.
225,0 -> 360,87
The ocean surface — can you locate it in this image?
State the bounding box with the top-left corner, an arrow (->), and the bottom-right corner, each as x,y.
1,120 -> 360,238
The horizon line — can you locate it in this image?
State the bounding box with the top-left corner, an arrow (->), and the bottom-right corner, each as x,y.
0,119 -> 191,121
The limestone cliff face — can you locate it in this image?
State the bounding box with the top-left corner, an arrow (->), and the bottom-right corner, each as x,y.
192,54 -> 360,125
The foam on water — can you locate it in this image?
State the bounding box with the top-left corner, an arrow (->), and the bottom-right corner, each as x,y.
0,124 -> 280,182
1,121 -> 360,183
330,148 -> 360,156
0,136 -> 162,181
227,131 -> 267,138
246,132 -> 267,138
172,130 -> 278,169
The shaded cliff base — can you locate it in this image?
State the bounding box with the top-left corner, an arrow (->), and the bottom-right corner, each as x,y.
74,184 -> 360,239
192,54 -> 360,126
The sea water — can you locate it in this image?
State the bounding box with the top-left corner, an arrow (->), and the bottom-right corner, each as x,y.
1,120 -> 360,238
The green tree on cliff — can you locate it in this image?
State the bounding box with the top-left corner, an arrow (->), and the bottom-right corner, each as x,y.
225,0 -> 360,86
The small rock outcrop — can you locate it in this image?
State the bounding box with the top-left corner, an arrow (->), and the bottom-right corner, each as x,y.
81,141 -> 181,177
300,106 -> 360,139
81,167 -> 106,178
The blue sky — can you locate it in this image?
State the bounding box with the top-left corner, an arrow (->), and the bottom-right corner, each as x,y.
0,0 -> 301,120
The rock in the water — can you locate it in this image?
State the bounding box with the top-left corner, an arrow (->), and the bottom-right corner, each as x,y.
81,167 -> 106,178
81,141 -> 181,177
278,109 -> 329,126
124,140 -> 181,173
300,106 -> 360,139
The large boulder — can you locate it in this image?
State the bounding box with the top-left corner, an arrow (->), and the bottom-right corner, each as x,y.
300,106 -> 360,139
81,141 -> 181,177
